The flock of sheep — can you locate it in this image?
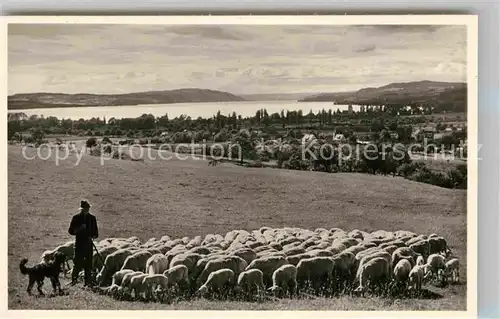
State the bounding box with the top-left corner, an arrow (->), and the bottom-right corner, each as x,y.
40,227 -> 460,303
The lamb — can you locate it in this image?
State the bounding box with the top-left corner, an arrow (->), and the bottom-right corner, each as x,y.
354,257 -> 391,295
234,269 -> 266,299
141,274 -> 169,301
269,264 -> 298,297
146,253 -> 170,275
96,249 -> 135,287
408,265 -> 425,293
444,258 -> 460,283
120,250 -> 153,272
245,255 -> 289,287
296,257 -> 335,295
197,268 -> 235,299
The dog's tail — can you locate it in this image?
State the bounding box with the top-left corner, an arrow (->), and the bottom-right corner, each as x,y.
19,258 -> 30,275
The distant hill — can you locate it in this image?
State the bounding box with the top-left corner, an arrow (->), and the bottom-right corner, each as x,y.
8,88 -> 246,110
298,81 -> 467,108
241,92 -> 320,101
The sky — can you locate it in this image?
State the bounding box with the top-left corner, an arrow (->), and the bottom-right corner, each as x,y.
8,24 -> 467,95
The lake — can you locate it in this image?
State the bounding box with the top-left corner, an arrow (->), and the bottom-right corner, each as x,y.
9,101 -> 361,120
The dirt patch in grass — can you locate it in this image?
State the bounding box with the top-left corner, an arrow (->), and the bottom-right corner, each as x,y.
8,145 -> 467,310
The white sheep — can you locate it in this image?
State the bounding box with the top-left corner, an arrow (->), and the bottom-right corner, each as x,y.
120,250 -> 153,272
96,249 -> 135,287
40,241 -> 74,275
197,256 -> 248,288
416,255 -> 425,266
392,259 -> 412,290
425,253 -> 446,282
234,268 -> 265,298
146,253 -> 170,275
269,264 -> 298,297
128,273 -> 149,300
245,255 -> 289,287
163,264 -> 190,293
197,268 -> 235,299
296,256 -> 335,294
408,264 -> 425,292
354,257 -> 391,295
119,271 -> 144,296
444,258 -> 460,283
141,274 -> 169,301
111,269 -> 135,286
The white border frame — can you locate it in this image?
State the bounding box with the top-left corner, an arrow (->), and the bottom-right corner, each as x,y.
0,15 -> 479,319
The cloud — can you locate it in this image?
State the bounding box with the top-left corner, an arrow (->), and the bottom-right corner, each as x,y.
8,25 -> 467,95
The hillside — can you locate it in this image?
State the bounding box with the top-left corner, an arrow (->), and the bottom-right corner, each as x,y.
241,92 -> 319,101
7,88 -> 246,110
298,81 -> 467,108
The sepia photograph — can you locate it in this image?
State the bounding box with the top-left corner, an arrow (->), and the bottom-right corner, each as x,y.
4,15 -> 477,314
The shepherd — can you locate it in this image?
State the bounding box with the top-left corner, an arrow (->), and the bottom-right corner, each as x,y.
68,199 -> 99,287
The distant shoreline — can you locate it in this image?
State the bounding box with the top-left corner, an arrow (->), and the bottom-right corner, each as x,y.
7,99 -> 255,111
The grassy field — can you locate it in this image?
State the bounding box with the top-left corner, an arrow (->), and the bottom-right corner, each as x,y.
8,145 -> 467,310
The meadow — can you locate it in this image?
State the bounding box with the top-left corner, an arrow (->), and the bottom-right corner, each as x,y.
8,145 -> 467,310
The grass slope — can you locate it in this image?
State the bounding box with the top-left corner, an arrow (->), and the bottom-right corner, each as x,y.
8,146 -> 467,310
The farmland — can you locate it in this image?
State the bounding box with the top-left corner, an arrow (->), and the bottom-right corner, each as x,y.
8,145 -> 467,310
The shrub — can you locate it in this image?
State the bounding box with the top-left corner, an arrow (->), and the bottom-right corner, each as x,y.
86,137 -> 98,149
101,136 -> 112,144
284,151 -> 312,171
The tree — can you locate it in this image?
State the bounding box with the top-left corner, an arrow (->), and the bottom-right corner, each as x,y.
86,137 -> 98,149
31,128 -> 45,144
230,132 -> 256,164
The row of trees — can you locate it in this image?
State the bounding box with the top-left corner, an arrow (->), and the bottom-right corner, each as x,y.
8,106 -> 459,144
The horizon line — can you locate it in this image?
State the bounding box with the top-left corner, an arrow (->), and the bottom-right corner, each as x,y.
7,79 -> 467,97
